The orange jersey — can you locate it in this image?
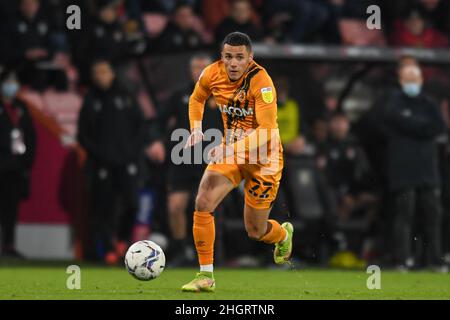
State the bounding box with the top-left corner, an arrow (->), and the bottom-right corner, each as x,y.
189,60 -> 279,144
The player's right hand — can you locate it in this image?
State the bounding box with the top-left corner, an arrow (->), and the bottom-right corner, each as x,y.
184,128 -> 204,148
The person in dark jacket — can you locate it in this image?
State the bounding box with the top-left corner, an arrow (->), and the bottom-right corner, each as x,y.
323,114 -> 377,217
86,1 -> 129,63
0,69 -> 36,259
77,60 -> 147,264
155,53 -> 222,266
215,0 -> 263,44
74,0 -> 130,86
321,113 -> 379,258
383,64 -> 447,271
155,2 -> 205,53
1,0 -> 53,90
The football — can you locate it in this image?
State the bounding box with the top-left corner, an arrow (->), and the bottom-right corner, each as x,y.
124,240 -> 166,281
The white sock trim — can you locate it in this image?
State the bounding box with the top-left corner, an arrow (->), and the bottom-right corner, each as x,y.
200,264 -> 214,273
281,230 -> 288,244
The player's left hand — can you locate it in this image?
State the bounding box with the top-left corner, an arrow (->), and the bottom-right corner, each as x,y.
184,128 -> 204,149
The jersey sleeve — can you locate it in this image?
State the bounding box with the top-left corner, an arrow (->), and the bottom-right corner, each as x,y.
188,64 -> 213,131
251,70 -> 278,129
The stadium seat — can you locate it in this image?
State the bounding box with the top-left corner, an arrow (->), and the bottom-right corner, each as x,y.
285,156 -> 327,220
42,90 -> 83,135
143,13 -> 168,38
283,155 -> 336,264
63,123 -> 78,137
338,19 -> 386,46
42,90 -> 82,112
20,89 -> 45,111
55,112 -> 79,124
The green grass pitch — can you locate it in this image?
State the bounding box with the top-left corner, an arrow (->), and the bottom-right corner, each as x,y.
1,265 -> 450,300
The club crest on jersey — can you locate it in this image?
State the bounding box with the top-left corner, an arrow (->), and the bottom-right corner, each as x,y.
236,89 -> 247,103
261,87 -> 274,104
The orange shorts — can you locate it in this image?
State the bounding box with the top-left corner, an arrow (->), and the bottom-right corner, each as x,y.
206,156 -> 284,210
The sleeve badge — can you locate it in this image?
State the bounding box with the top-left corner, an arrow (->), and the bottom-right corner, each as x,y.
261,87 -> 274,104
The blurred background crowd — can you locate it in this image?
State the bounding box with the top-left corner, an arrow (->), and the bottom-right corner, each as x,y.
0,0 -> 450,272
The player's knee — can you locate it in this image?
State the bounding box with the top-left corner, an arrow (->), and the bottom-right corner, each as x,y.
246,225 -> 265,241
195,193 -> 214,212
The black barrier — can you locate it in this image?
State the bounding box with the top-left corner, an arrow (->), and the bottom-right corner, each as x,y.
253,44 -> 450,64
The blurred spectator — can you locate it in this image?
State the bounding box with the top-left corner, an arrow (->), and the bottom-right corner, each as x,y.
215,0 -> 263,44
4,0 -> 52,62
334,0 -> 378,19
396,54 -> 446,92
155,53 -> 222,266
201,0 -> 231,31
122,0 -> 150,45
390,7 -> 449,48
275,76 -> 304,156
321,113 -> 378,257
0,2 -> 19,62
1,0 -> 54,90
74,0 -> 130,86
417,0 -> 450,36
398,54 -> 420,70
335,0 -> 387,47
0,69 -> 36,259
71,0 -> 148,87
382,64 -> 446,271
155,2 -> 205,53
139,0 -> 200,14
77,60 -> 147,264
262,0 -> 341,43
43,0 -> 73,53
310,117 -> 329,160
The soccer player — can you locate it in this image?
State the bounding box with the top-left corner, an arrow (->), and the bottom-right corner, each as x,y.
181,32 -> 294,293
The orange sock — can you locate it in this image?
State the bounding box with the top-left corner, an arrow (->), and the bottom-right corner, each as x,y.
193,211 -> 215,265
259,219 -> 286,244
